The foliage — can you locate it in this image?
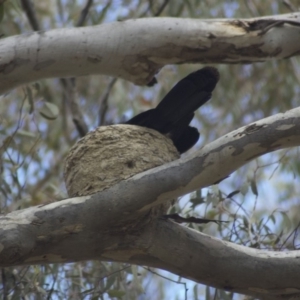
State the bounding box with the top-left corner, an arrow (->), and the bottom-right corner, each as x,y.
1,0 -> 300,299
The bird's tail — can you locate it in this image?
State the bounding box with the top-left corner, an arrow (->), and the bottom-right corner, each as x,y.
154,67 -> 219,133
126,67 -> 220,153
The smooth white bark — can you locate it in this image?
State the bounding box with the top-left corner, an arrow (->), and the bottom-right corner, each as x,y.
2,12 -> 300,299
1,13 -> 300,94
1,107 -> 300,299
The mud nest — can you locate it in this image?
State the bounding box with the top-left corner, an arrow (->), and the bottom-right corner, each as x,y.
64,125 -> 180,200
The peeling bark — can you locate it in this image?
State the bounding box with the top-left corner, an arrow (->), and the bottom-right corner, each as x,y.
2,12 -> 300,299
1,13 -> 300,94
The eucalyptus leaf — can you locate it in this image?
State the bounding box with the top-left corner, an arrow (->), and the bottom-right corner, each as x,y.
39,101 -> 59,120
26,86 -> 34,114
107,290 -> 126,299
16,130 -> 36,138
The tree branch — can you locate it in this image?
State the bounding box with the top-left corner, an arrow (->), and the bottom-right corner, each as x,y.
60,77 -> 88,137
76,0 -> 93,27
20,0 -> 40,31
1,107 -> 300,299
98,77 -> 117,126
1,13 -> 300,94
131,219 -> 300,300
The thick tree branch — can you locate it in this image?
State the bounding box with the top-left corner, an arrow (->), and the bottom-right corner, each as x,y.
1,13 -> 300,94
130,219 -> 300,300
1,107 -> 300,299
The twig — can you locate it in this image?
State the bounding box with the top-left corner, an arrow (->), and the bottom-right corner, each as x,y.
20,0 -> 40,31
154,0 -> 170,16
29,159 -> 61,197
141,0 -> 170,17
280,222 -> 300,250
98,77 -> 117,126
144,267 -> 188,300
162,213 -> 228,225
283,0 -> 298,12
46,273 -> 57,300
76,0 -> 94,27
60,0 -> 95,137
257,19 -> 300,36
61,78 -> 88,137
1,269 -> 8,300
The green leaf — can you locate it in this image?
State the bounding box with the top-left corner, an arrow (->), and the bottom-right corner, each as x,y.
242,216 -> 249,228
205,285 -> 210,299
250,179 -> 258,196
16,129 -> 36,138
193,284 -> 198,299
280,211 -> 291,228
269,214 -> 276,225
240,182 -> 249,196
274,229 -> 283,245
107,289 -> 126,299
218,189 -> 223,202
196,189 -> 202,198
263,224 -> 272,234
7,0 -> 22,14
1,135 -> 14,151
104,274 -> 117,291
206,192 -> 213,205
190,197 -> 204,209
26,86 -> 34,114
39,101 -> 59,120
32,82 -> 41,92
257,218 -> 264,230
227,190 -> 240,198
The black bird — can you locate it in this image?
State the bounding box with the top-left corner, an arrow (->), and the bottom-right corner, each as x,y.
126,67 -> 219,154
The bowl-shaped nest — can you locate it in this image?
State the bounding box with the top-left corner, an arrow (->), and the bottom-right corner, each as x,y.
64,125 -> 180,198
